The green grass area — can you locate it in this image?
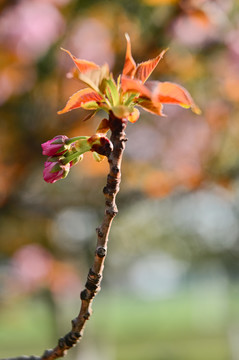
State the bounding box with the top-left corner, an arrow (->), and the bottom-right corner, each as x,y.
0,297 -> 54,358
90,291 -> 235,360
0,289 -> 238,360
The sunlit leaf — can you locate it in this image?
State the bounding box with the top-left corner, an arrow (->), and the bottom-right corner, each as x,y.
138,99 -> 164,116
127,108 -> 140,123
122,33 -> 136,78
121,76 -> 151,98
124,93 -> 138,106
79,64 -> 110,92
61,48 -> 100,73
81,101 -> 100,110
58,88 -> 103,114
149,81 -> 201,114
96,118 -> 110,134
105,78 -> 119,106
79,73 -> 99,93
116,74 -> 121,92
134,49 -> 168,83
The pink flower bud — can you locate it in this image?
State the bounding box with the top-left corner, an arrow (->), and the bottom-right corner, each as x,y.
41,135 -> 69,156
43,160 -> 70,183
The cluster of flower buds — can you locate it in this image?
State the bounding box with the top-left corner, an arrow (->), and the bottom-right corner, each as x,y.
41,134 -> 113,183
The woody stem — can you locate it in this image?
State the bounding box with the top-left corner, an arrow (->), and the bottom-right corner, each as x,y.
3,112 -> 127,360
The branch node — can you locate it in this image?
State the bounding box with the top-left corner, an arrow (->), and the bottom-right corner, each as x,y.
83,311 -> 91,320
85,268 -> 101,293
88,267 -> 101,279
80,289 -> 90,300
67,332 -> 80,347
103,186 -> 109,194
107,174 -> 118,186
42,349 -> 53,359
58,337 -> 65,349
85,281 -> 97,292
103,186 -> 114,196
106,207 -> 118,217
112,165 -> 120,174
105,200 -> 111,207
96,227 -> 103,237
96,246 -> 106,258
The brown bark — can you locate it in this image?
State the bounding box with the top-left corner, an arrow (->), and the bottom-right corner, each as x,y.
3,112 -> 127,360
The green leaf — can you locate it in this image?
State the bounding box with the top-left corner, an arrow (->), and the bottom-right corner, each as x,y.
105,78 -> 120,106
81,101 -> 100,110
124,93 -> 139,106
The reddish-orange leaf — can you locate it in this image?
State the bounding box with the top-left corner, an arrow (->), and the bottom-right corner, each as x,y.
151,81 -> 201,113
128,108 -> 140,123
122,33 -> 136,78
138,99 -> 164,116
58,88 -> 103,114
134,49 -> 168,83
61,48 -> 100,73
121,76 -> 151,98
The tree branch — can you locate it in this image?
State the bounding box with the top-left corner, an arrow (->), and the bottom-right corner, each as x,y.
3,112 -> 127,360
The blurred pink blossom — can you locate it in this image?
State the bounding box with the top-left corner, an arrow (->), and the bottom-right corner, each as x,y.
12,244 -> 53,291
10,244 -> 81,297
171,12 -> 217,48
0,0 -> 65,60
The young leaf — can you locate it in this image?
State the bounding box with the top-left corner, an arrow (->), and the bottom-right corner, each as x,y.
134,49 -> 168,83
121,76 -> 151,98
122,33 -> 136,77
58,88 -> 103,114
79,64 -> 110,93
138,99 -> 164,116
150,81 -> 201,114
105,78 -> 119,106
61,48 -> 100,73
124,93 -> 139,106
116,74 -> 121,92
81,101 -> 100,110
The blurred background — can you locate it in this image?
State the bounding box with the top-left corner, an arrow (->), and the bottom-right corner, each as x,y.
1,0 -> 239,359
